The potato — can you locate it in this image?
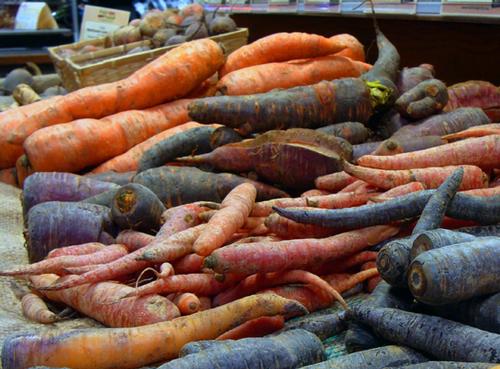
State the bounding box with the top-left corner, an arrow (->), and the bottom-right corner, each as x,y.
152,28 -> 177,48
3,68 -> 33,94
139,12 -> 166,37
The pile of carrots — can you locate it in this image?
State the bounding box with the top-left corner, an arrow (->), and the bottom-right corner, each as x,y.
0,22 -> 499,369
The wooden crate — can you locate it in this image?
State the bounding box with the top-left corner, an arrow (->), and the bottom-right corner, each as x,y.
48,28 -> 249,91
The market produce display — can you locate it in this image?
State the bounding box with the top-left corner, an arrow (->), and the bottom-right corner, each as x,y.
0,6 -> 499,369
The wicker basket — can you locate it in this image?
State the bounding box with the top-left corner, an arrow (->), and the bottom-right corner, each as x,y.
48,28 -> 249,91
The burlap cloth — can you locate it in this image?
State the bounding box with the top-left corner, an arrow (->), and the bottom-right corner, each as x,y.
0,182 -> 366,368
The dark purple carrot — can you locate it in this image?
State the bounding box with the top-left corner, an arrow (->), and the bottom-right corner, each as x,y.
25,201 -> 116,263
408,238 -> 500,305
352,141 -> 381,162
392,107 -> 490,138
137,126 -> 243,173
395,79 -> 448,119
281,310 -> 348,340
394,362 -> 496,369
81,188 -> 119,207
410,228 -> 477,259
133,166 -> 289,206
22,172 -> 118,216
316,122 -> 370,144
397,64 -> 435,93
373,110 -> 410,140
84,171 -> 136,185
111,183 -> 166,233
457,224 -> 500,237
371,135 -> 445,156
352,306 -> 500,363
444,80 -> 500,112
273,191 -> 500,230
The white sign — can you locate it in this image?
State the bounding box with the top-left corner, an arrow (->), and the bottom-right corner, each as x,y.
15,2 -> 56,30
80,5 -> 130,40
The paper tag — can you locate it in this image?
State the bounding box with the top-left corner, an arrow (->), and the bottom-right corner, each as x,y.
80,5 -> 130,40
15,2 -> 47,30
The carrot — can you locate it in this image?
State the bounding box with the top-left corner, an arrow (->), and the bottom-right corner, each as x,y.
204,225 -> 399,275
353,142 -> 382,162
92,122 -> 202,173
443,123 -> 500,141
46,242 -> 106,258
173,293 -> 201,315
372,135 -> 445,156
264,213 -> 339,239
300,345 -> 428,369
214,269 -> 347,309
410,228 -> 477,259
352,306 -> 500,363
322,268 -> 379,293
310,251 -> 378,275
369,182 -> 426,202
23,99 -> 192,173
215,316 -> 285,340
111,183 -> 166,233
397,64 -> 435,93
0,39 -> 224,169
251,191 -> 374,217
330,33 -> 366,62
116,230 -> 154,251
344,162 -> 485,191
360,135 -> 500,171
0,244 -> 127,276
158,202 -> 215,237
282,310 -> 348,340
216,55 -> 370,96
193,183 -> 256,256
273,191 -> 500,230
315,171 -> 357,192
137,125 -> 243,173
188,78 -> 373,135
21,293 -> 59,324
134,166 -> 288,207
0,167 -> 17,187
408,238 -> 500,305
365,275 -> 382,293
301,189 -> 331,197
1,294 -> 307,369
158,329 -> 324,369
198,296 -> 211,311
392,107 -> 491,138
85,171 -> 135,185
393,362 -> 496,369
444,80 -> 500,112
338,179 -> 378,194
457,224 -> 500,237
15,154 -> 33,187
64,264 -> 102,275
219,32 -> 347,77
22,172 -> 118,216
30,273 -> 180,327
260,285 -> 333,314
198,210 -> 264,231
316,122 -> 370,145
461,186 -> 500,197
172,254 -> 205,274
395,79 -> 448,119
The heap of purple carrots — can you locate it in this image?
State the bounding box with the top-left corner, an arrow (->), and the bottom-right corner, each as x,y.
0,14 -> 500,369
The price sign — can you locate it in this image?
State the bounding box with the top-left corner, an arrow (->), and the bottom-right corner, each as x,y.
80,5 -> 130,40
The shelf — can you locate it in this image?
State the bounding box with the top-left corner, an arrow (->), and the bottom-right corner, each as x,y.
0,48 -> 51,65
0,28 -> 72,37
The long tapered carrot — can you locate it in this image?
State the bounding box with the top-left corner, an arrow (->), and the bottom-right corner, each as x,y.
0,39 -> 224,169
358,135 -> 500,170
330,34 -> 366,62
344,162 -> 488,190
314,171 -> 358,192
309,251 -> 378,275
322,268 -> 380,293
217,55 -> 370,96
264,213 -> 341,239
23,99 -> 192,173
204,225 -> 399,275
172,254 -> 205,274
338,179 -> 377,194
442,123 -> 500,141
158,202 -> 215,237
91,122 -> 203,173
301,189 -> 332,197
461,186 -> 500,197
369,182 -> 426,203
260,285 -> 332,313
46,242 -> 106,258
216,315 -> 285,340
1,294 -> 307,369
0,244 -> 128,276
251,191 -> 374,217
193,183 -> 257,256
219,32 -> 348,77
21,293 -> 59,324
116,230 -> 154,251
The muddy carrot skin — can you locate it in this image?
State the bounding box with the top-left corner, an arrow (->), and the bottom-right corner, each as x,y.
372,136 -> 445,156
461,187 -> 500,197
204,225 -> 399,275
410,228 -> 477,259
1,294 -> 307,369
21,293 -> 59,324
315,171 -> 357,192
316,122 -> 370,145
395,79 -> 448,120
344,162 -> 486,190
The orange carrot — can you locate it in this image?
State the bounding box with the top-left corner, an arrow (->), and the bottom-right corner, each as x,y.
0,39 -> 224,169
369,182 -> 426,203
15,154 -> 33,187
47,242 -> 106,258
219,32 -> 347,77
322,268 -> 379,293
64,264 -> 102,275
310,251 -> 378,275
91,121 -> 202,173
2,294 -> 306,369
173,292 -> 201,315
251,191 -> 375,217
0,244 -> 128,276
361,261 -> 377,270
460,186 -> 500,197
315,171 -> 358,192
330,33 -> 366,62
264,213 -> 340,239
198,296 -> 212,311
116,230 -> 154,251
216,315 -> 285,340
194,183 -> 257,256
214,269 -> 347,309
172,254 -> 205,274
301,189 -> 331,197
216,55 -> 370,96
23,99 -> 192,173
30,274 -> 180,327
366,275 -> 382,292
198,210 -> 265,231
357,135 -> 500,170
338,179 -> 378,194
204,225 -> 399,276
0,167 -> 17,187
442,123 -> 500,141
21,293 -> 59,324
260,286 -> 332,312
344,162 -> 488,190
158,202 -> 216,237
